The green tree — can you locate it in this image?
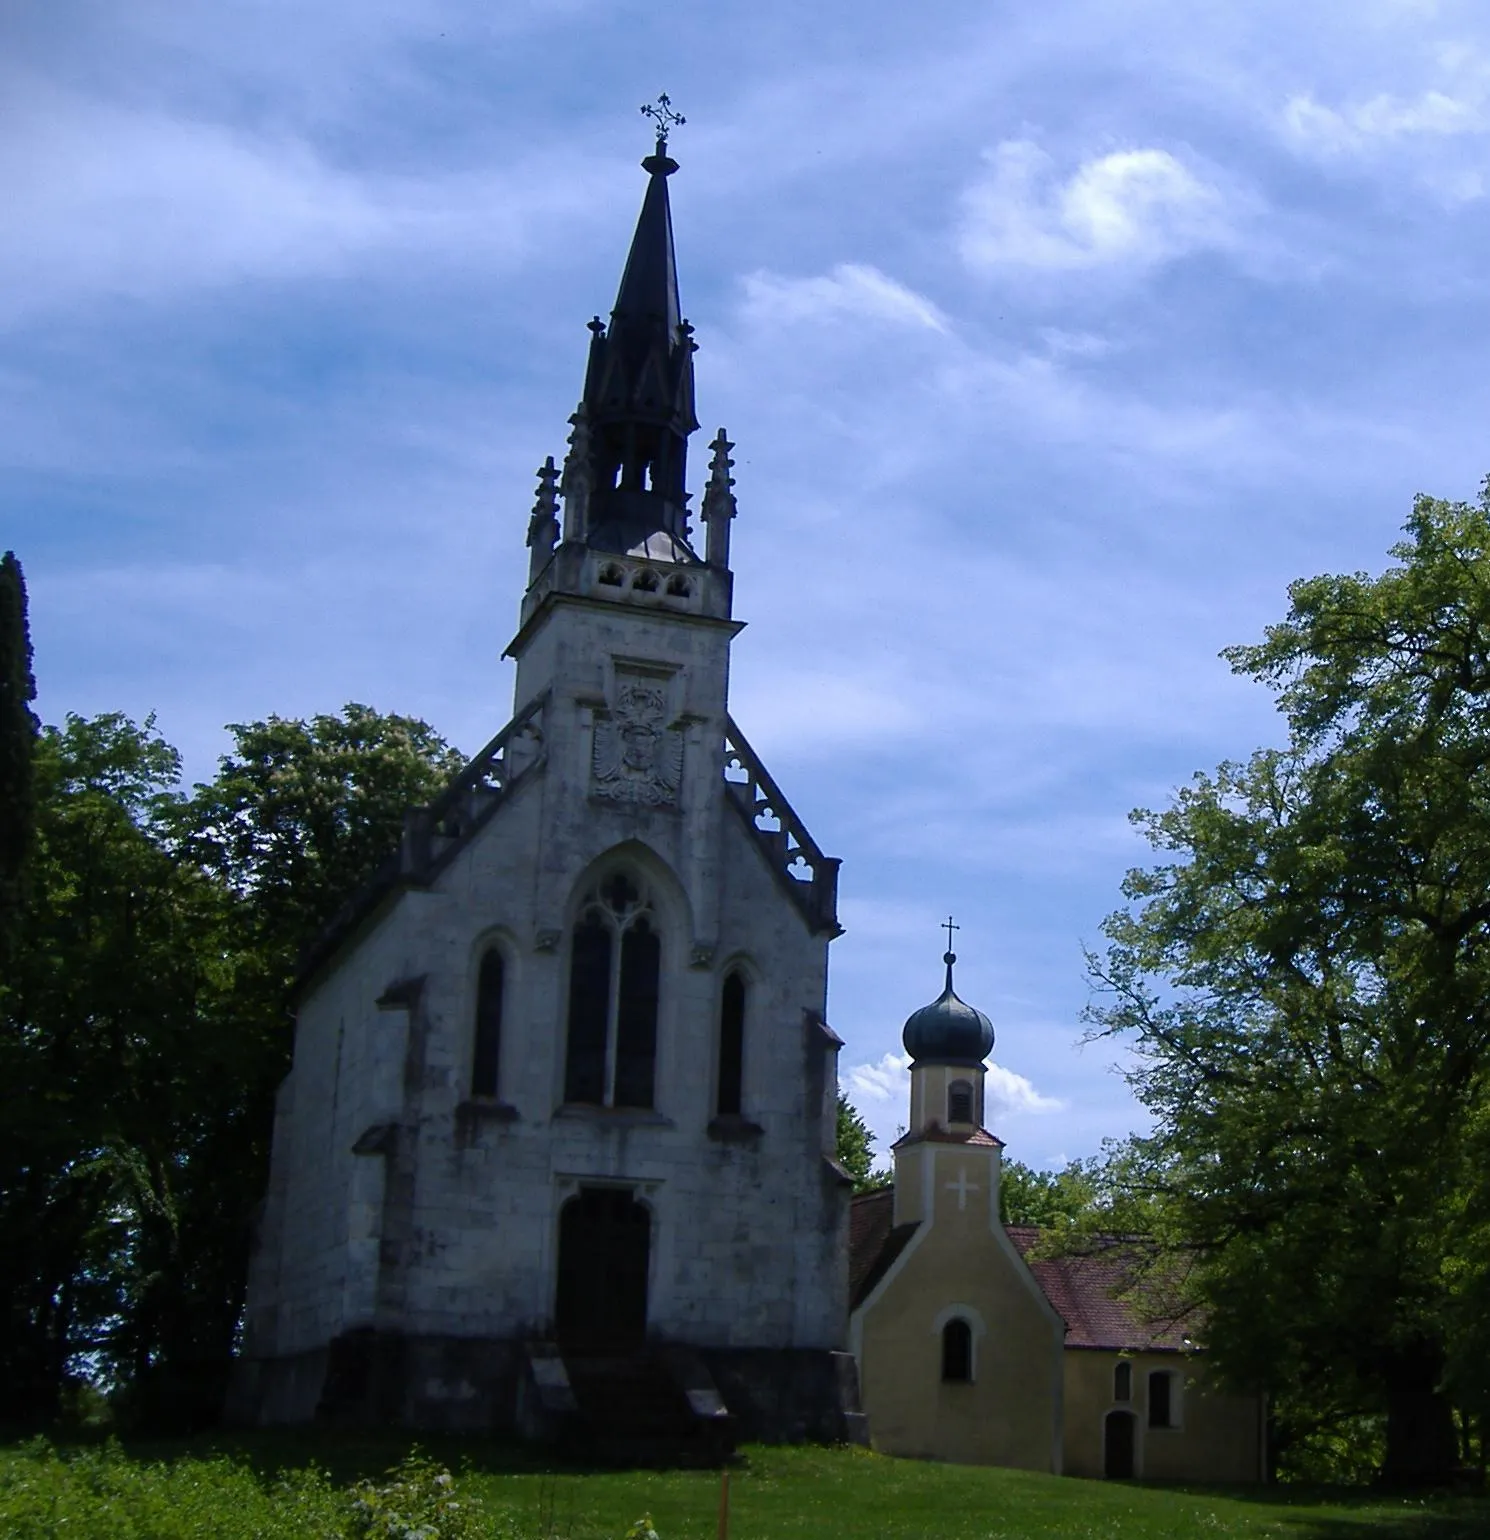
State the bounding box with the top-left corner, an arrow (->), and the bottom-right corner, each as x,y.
1087,483 -> 1490,1484
0,714 -> 218,1425
999,1158 -> 1099,1228
1,699 -> 463,1430
0,551 -> 38,964
836,1093 -> 887,1193
179,703 -> 464,972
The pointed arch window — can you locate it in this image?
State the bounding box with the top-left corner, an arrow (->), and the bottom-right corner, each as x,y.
716,970 -> 746,1116
471,947 -> 505,1099
947,1079 -> 974,1125
564,873 -> 661,1109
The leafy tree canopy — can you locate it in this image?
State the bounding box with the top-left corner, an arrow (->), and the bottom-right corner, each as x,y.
999,1157 -> 1100,1229
2,701 -> 462,1431
836,1093 -> 888,1193
179,703 -> 465,970
1087,484 -> 1490,1484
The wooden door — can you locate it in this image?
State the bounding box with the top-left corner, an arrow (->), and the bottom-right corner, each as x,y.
555,1187 -> 651,1352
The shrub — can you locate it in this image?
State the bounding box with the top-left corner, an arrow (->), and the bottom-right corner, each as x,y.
345,1452 -> 490,1540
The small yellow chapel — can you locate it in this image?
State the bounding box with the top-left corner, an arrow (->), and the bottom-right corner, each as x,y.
848,947 -> 1266,1482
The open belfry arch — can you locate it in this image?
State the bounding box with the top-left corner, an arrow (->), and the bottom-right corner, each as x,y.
230,102 -> 863,1452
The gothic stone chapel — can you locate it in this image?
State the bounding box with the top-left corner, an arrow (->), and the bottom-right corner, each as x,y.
230,116 -> 862,1448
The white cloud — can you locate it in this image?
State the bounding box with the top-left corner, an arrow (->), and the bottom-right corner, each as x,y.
957,140 -> 1233,274
848,1051 -> 912,1105
986,1062 -> 1065,1118
845,1051 -> 1061,1119
1283,88 -> 1483,155
1039,327 -> 1114,359
738,263 -> 948,333
0,74 -> 611,324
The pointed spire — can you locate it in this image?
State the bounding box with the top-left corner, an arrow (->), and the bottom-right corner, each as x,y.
611,140 -> 682,337
525,456 -> 560,585
574,99 -> 700,560
701,428 -> 737,569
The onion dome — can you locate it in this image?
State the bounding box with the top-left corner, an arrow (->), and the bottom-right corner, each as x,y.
902,950 -> 994,1067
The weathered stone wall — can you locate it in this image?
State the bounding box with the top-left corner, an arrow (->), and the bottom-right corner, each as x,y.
235,578 -> 850,1427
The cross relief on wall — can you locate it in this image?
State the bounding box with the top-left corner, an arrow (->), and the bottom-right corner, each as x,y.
946,1168 -> 980,1211
591,667 -> 684,806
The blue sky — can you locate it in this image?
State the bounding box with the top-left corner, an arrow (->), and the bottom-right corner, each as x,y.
7,0 -> 1490,1169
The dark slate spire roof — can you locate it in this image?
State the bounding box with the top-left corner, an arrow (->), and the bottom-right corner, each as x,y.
577,130 -> 700,562
901,950 -> 995,1067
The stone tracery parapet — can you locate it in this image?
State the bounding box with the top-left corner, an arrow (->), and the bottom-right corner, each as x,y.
723,716 -> 842,937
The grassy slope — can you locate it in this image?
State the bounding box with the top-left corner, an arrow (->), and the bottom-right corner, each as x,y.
2,1437 -> 1487,1540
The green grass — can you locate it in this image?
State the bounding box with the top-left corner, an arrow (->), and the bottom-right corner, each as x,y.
2,1434 -> 1487,1540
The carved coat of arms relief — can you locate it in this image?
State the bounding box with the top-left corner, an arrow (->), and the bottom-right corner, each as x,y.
591,675 -> 684,806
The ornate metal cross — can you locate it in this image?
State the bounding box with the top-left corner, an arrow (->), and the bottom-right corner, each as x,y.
640,93 -> 686,150
943,915 -> 960,953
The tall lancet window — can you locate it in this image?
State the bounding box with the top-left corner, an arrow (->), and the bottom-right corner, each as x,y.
716,970 -> 746,1116
471,947 -> 505,1099
564,873 -> 661,1108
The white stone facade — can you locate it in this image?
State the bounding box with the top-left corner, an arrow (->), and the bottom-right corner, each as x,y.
234,534 -> 852,1431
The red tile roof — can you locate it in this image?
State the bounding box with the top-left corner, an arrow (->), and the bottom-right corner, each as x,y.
891,1126 -> 1005,1150
849,1188 -> 919,1310
848,1193 -> 1195,1352
1006,1227 -> 1194,1351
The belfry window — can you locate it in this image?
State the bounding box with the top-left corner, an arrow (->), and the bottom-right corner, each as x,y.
941,1318 -> 973,1383
564,873 -> 661,1109
471,947 -> 504,1099
716,970 -> 746,1116
947,1079 -> 974,1125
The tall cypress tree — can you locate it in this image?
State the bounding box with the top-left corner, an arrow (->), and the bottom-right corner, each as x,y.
0,550 -> 38,960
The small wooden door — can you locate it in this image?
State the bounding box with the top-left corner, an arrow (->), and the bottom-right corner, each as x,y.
554,1187 -> 651,1352
1104,1409 -> 1137,1478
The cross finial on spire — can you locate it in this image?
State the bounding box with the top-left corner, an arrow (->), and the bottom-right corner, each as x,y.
942,915 -> 960,992
640,92 -> 685,153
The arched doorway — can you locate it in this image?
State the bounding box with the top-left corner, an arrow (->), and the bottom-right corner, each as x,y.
555,1187 -> 651,1352
1104,1409 -> 1137,1479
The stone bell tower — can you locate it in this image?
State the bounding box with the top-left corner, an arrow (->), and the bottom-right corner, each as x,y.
230,104 -> 864,1450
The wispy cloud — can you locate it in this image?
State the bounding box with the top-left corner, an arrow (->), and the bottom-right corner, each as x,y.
739,263 -> 949,333
956,139 -> 1236,274
1284,89 -> 1482,152
0,74 -> 615,325
1276,40 -> 1490,203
